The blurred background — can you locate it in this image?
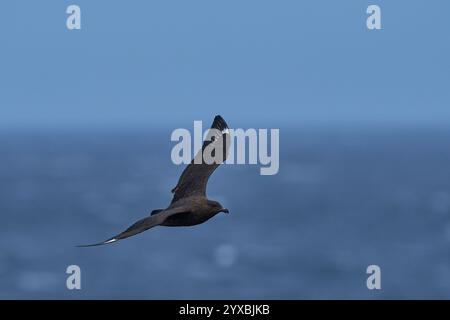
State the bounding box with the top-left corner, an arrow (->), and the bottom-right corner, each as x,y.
0,0 -> 449,299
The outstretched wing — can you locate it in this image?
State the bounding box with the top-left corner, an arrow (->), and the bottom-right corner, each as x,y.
77,206 -> 189,247
171,115 -> 230,203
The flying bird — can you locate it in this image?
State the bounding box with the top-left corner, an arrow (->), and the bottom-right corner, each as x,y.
79,115 -> 230,247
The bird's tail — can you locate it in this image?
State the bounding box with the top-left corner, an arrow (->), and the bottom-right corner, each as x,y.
150,209 -> 164,216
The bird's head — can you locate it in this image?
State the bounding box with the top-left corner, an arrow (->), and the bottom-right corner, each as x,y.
208,200 -> 229,214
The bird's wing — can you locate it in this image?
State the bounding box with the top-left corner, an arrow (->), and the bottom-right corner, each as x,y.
171,115 -> 230,203
77,206 -> 190,247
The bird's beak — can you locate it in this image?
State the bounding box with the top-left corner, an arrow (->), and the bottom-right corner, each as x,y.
222,208 -> 229,214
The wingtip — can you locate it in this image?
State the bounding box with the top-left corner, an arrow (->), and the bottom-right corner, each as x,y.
214,115 -> 225,123
76,238 -> 118,248
212,115 -> 228,132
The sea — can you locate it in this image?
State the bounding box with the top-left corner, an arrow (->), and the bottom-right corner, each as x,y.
0,127 -> 449,299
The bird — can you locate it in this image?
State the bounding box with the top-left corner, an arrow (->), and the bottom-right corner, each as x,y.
78,115 -> 231,247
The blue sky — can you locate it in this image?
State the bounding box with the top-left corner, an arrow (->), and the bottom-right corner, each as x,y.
1,1 -> 449,129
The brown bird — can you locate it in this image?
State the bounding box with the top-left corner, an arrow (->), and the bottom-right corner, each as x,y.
79,115 -> 230,247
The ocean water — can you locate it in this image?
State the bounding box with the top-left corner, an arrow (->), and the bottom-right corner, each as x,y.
0,127 -> 450,299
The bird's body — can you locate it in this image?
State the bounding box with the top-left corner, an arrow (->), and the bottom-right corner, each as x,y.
79,115 -> 230,247
161,197 -> 225,227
